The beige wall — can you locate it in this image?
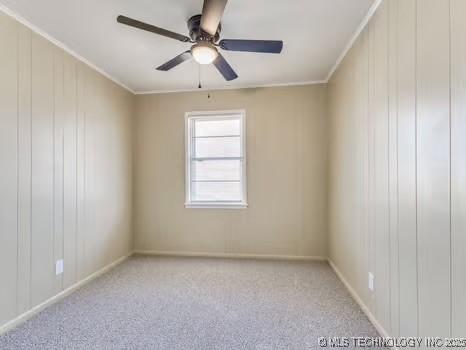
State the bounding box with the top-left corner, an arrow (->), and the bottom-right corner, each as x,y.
0,13 -> 133,328
134,85 -> 328,258
328,0 -> 466,338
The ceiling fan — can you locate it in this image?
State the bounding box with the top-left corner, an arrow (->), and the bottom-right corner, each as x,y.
117,0 -> 283,81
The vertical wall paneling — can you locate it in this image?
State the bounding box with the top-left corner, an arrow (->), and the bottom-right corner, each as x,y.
0,12 -> 133,329
75,62 -> 86,282
450,0 -> 466,337
53,48 -> 65,293
0,11 -> 133,327
83,69 -> 95,277
329,0 -> 465,338
388,0 -> 399,336
16,24 -> 32,316
0,13 -> 19,325
373,1 -> 390,330
416,0 -> 451,337
361,28 -> 370,306
63,54 -> 78,289
31,33 -> 56,307
397,0 -> 418,336
135,85 -> 328,258
367,12 -> 376,313
355,28 -> 370,306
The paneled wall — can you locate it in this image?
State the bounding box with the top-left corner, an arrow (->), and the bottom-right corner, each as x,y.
134,85 -> 328,258
0,12 -> 133,328
328,0 -> 466,337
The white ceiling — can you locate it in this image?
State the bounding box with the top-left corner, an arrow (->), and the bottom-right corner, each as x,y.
0,0 -> 375,93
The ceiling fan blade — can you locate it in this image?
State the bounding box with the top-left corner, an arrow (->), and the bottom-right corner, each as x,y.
117,15 -> 190,43
219,39 -> 283,54
156,51 -> 192,71
212,53 -> 238,81
200,0 -> 228,36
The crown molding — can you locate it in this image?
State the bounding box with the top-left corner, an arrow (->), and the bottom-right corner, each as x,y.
325,0 -> 382,82
0,2 -> 136,94
135,80 -> 327,95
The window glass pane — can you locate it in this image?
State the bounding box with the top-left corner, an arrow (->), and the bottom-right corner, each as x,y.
192,182 -> 242,201
194,136 -> 241,158
192,160 -> 241,181
194,118 -> 240,137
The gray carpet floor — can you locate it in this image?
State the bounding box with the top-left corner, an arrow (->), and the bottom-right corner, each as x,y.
0,256 -> 379,349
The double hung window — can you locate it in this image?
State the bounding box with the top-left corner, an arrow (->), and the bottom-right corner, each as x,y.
185,111 -> 247,208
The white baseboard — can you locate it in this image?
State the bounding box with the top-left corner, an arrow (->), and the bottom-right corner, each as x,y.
134,250 -> 327,262
328,259 -> 389,338
0,253 -> 132,335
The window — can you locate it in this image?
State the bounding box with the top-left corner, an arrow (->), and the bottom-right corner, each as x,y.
185,110 -> 247,208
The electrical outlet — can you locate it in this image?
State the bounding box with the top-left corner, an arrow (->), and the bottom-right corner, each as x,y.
368,272 -> 374,291
56,259 -> 64,275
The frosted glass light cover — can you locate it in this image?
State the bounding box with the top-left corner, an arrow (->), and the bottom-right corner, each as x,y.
191,43 -> 218,65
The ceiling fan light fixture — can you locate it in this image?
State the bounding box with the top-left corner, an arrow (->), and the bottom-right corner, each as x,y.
191,43 -> 218,64
118,0 -> 283,81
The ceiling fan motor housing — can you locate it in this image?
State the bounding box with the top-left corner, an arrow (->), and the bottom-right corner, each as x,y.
188,14 -> 221,43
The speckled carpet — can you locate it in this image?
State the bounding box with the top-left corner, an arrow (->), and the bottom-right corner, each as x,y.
0,256 -> 379,349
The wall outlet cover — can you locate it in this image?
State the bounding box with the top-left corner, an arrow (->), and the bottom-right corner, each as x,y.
56,259 -> 64,275
368,272 -> 374,291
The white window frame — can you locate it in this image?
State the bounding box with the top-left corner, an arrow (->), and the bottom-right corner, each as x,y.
185,110 -> 247,209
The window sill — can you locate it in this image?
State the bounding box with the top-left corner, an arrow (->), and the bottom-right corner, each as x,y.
185,202 -> 248,209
